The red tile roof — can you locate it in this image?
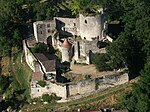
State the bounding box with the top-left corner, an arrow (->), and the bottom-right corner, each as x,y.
61,38 -> 71,48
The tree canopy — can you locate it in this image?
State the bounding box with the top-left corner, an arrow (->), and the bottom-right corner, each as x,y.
106,0 -> 150,111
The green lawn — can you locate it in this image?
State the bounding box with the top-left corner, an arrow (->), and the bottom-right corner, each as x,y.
12,53 -> 32,101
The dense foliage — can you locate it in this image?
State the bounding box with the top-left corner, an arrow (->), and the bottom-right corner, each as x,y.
92,53 -> 110,71
106,0 -> 150,75
0,76 -> 11,94
42,94 -> 61,103
31,43 -> 47,53
105,0 -> 150,111
122,57 -> 150,111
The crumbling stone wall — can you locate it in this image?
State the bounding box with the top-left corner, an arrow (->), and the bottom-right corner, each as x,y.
79,14 -> 102,41
31,81 -> 67,99
23,40 -> 37,72
55,17 -> 78,36
30,73 -> 129,99
67,73 -> 129,98
33,20 -> 55,43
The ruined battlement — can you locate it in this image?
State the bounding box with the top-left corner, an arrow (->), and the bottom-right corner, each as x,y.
30,73 -> 129,99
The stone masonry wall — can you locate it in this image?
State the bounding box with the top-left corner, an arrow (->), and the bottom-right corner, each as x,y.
31,81 -> 67,99
67,73 -> 129,98
23,40 -> 37,72
30,73 -> 129,99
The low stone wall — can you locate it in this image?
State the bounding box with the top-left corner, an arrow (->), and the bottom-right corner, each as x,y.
103,73 -> 129,85
47,82 -> 67,99
30,73 -> 129,99
67,73 -> 129,98
23,40 -> 37,72
30,81 -> 50,98
31,81 -> 67,99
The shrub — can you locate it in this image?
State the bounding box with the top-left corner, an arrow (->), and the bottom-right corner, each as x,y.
92,53 -> 110,71
42,94 -> 52,103
31,43 -> 47,53
42,93 -> 61,103
37,80 -> 46,87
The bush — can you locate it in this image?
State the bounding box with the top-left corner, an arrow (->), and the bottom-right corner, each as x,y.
37,81 -> 46,87
31,43 -> 47,53
42,94 -> 52,103
92,53 -> 110,71
42,94 -> 61,103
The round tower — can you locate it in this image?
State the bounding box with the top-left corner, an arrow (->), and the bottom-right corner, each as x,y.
79,10 -> 108,41
61,38 -> 71,62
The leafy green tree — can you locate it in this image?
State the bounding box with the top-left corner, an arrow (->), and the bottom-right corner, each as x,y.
105,0 -> 124,21
67,0 -> 104,15
106,0 -> 150,75
32,43 -> 47,53
0,0 -> 26,56
92,53 -> 110,71
0,76 -> 11,94
42,93 -> 61,103
31,0 -> 63,20
13,29 -> 23,49
122,57 -> 150,111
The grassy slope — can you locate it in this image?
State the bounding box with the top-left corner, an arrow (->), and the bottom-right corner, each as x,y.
11,53 -> 32,101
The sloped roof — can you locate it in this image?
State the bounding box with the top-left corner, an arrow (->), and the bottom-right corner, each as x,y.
34,53 -> 48,62
34,53 -> 55,62
61,38 -> 71,48
32,72 -> 44,81
33,53 -> 56,72
41,60 -> 56,72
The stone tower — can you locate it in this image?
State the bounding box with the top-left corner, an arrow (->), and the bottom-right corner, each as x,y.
61,39 -> 71,62
79,10 -> 108,41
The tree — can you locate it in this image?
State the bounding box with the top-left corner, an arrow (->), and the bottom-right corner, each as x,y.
31,43 -> 47,53
122,57 -> 150,111
31,0 -> 62,20
0,76 -> 11,94
92,53 -> 110,71
13,29 -> 23,49
67,0 -> 104,15
106,0 -> 149,75
0,0 -> 26,56
105,0 -> 125,21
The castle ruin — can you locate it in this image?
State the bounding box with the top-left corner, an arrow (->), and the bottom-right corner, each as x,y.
22,8 -> 128,100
